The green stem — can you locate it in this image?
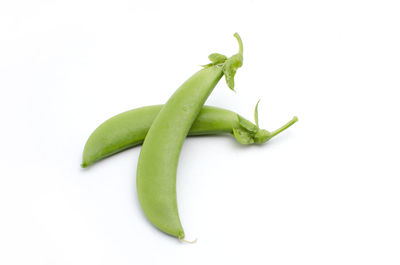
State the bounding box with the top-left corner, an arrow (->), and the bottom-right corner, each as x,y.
234,33 -> 243,56
270,116 -> 298,137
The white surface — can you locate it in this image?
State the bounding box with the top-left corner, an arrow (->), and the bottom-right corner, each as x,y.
1,0 -> 399,264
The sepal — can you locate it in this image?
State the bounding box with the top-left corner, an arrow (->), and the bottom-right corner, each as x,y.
232,127 -> 255,144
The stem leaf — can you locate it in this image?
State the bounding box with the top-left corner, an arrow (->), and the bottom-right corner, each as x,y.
237,115 -> 259,133
208,53 -> 227,64
232,127 -> 255,144
254,99 -> 260,127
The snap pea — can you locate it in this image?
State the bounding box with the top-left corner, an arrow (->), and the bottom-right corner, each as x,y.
136,33 -> 244,239
81,105 -> 298,168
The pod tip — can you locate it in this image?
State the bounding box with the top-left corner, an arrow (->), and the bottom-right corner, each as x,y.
179,237 -> 198,244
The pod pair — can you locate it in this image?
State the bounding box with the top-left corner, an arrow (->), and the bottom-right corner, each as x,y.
82,33 -> 297,241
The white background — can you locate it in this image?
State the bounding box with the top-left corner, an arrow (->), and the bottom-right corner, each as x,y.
1,0 -> 399,264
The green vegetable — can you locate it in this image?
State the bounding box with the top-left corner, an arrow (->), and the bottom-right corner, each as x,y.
81,105 -> 297,168
136,33 -> 244,239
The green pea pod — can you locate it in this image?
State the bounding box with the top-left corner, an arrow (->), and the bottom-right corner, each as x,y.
136,33 -> 244,240
81,105 -> 297,167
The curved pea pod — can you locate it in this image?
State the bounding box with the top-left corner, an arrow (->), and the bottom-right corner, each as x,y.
81,105 -> 239,168
82,104 -> 297,167
136,33 -> 245,240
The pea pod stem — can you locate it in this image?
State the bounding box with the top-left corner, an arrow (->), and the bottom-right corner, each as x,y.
235,32 -> 243,55
270,116 -> 298,138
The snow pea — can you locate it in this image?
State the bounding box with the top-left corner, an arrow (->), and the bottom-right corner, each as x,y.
136,33 -> 244,240
82,105 -> 297,168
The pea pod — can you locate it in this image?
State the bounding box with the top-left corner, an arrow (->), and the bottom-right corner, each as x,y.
136,33 -> 245,239
81,104 -> 298,168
